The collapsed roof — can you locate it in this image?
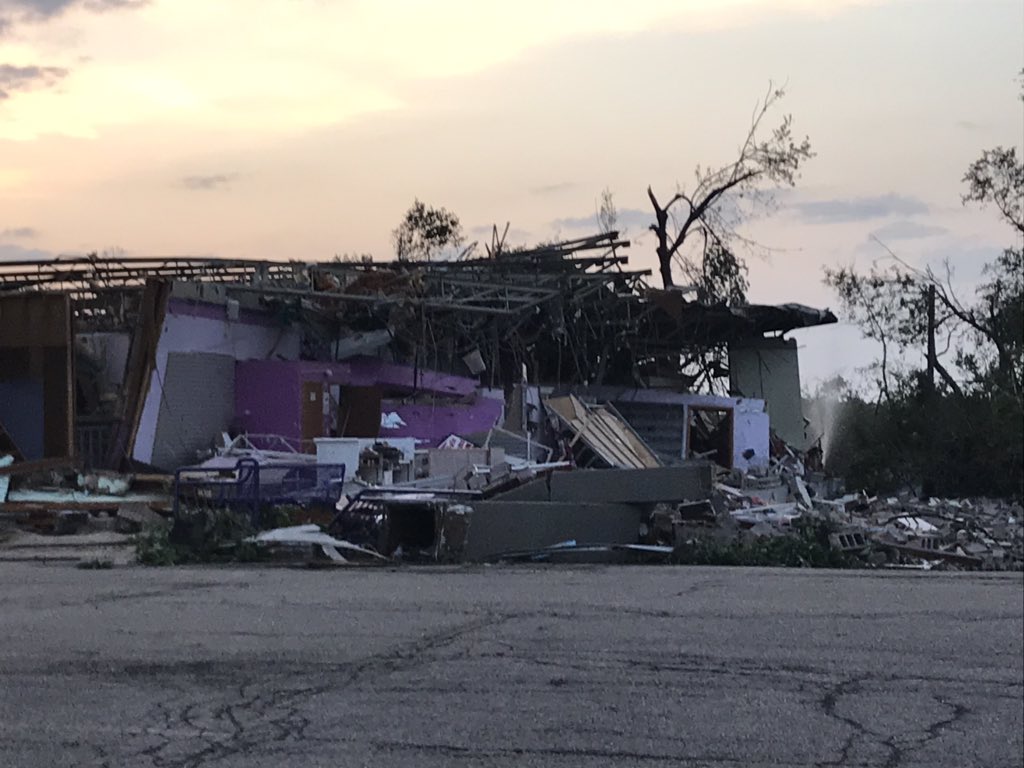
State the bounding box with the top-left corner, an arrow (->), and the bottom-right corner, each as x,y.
0,233 -> 836,387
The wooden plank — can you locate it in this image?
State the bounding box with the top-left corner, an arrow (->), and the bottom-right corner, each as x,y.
0,294 -> 69,348
106,279 -> 170,468
547,395 -> 661,470
566,396 -> 642,469
584,411 -> 645,469
0,457 -> 75,476
605,402 -> 662,468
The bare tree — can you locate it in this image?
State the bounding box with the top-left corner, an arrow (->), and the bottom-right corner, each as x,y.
647,84 -> 814,297
596,188 -> 618,235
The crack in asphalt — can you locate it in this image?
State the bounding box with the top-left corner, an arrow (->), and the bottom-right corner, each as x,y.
118,610 -> 519,768
816,676 -> 975,768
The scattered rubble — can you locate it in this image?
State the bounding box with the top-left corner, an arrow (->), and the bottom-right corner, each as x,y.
650,457 -> 1024,571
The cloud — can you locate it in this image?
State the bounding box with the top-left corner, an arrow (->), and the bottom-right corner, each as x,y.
530,182 -> 578,195
0,242 -> 52,261
552,207 -> 652,232
955,119 -> 988,133
468,224 -> 533,243
0,63 -> 68,100
180,173 -> 237,191
0,226 -> 38,238
868,220 -> 948,241
0,0 -> 147,33
1,0 -> 146,20
791,193 -> 930,223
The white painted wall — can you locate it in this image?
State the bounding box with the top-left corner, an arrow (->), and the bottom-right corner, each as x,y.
679,394 -> 770,472
730,410 -> 771,472
133,308 -> 301,465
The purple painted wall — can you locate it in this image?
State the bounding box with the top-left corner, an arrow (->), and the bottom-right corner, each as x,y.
234,360 -> 303,439
234,357 -> 491,445
296,357 -> 477,397
167,297 -> 281,328
379,398 -> 504,446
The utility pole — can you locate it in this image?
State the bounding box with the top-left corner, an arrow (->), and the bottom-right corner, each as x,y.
922,285 -> 937,499
926,285 -> 936,394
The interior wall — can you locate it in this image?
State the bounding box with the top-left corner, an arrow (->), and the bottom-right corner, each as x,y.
0,294 -> 73,460
133,301 -> 301,464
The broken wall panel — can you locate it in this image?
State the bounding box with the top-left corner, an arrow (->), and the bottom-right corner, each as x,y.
729,337 -> 806,449
562,388 -> 769,471
106,279 -> 169,469
463,501 -> 644,561
546,395 -> 661,470
149,352 -> 236,470
132,298 -> 301,465
0,293 -> 74,460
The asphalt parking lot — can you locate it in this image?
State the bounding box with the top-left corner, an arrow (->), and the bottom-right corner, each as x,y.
0,562 -> 1021,767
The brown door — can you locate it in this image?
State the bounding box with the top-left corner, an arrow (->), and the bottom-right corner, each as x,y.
301,381 -> 325,446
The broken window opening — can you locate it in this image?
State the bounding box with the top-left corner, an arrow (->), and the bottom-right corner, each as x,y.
384,506 -> 436,555
687,406 -> 734,469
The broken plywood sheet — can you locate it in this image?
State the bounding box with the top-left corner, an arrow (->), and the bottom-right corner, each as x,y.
545,395 -> 661,469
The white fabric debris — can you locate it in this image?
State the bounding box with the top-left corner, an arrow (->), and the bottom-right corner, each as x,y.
252,524 -> 387,561
380,412 -> 407,429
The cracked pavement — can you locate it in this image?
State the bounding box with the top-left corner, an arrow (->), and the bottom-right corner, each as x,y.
0,563 -> 1020,767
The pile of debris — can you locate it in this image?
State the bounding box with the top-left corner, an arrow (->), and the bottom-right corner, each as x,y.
646,449 -> 1024,571
0,456 -> 172,565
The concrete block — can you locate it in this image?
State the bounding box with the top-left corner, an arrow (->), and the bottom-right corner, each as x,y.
427,447 -> 505,479
463,501 -> 643,561
491,477 -> 551,501
547,464 -> 713,505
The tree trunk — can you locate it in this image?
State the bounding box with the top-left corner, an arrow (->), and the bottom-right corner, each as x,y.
653,204 -> 673,288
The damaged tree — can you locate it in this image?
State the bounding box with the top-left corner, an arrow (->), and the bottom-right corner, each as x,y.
647,84 -> 814,296
822,83 -> 1023,497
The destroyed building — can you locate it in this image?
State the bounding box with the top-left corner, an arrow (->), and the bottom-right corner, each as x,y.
0,233 -> 835,474
36,235 -> 1017,567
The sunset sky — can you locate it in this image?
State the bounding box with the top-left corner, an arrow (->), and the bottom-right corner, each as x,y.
1,0 -> 1021,386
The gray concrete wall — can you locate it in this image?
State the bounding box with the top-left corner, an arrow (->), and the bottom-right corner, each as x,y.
729,337 -> 806,449
549,465 -> 712,504
151,352 -> 235,470
494,464 -> 713,505
463,501 -> 643,560
493,477 -> 551,501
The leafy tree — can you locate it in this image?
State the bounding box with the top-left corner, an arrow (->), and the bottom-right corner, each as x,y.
647,83 -> 814,299
392,199 -> 464,261
821,77 -> 1023,498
